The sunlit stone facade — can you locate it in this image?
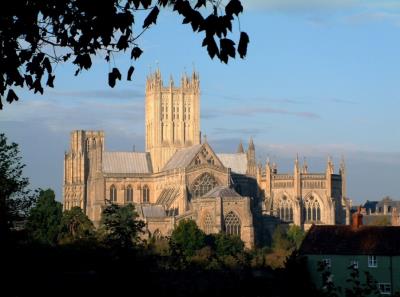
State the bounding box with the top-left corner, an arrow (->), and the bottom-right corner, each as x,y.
63,70 -> 350,248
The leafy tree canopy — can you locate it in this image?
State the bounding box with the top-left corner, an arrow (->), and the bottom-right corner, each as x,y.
26,188 -> 63,245
0,133 -> 36,240
286,225 -> 306,250
58,206 -> 95,244
0,0 -> 249,109
99,203 -> 145,249
213,233 -> 244,257
170,219 -> 206,257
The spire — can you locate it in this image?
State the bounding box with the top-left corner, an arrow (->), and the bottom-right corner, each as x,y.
340,155 -> 346,173
326,155 -> 334,174
302,157 -> 308,174
294,154 -> 299,172
248,137 -> 255,150
237,140 -> 244,153
169,74 -> 174,87
203,134 -> 208,144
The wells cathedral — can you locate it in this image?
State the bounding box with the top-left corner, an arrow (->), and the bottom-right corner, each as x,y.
63,69 -> 351,248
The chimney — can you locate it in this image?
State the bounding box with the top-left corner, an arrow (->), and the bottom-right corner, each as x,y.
352,206 -> 363,228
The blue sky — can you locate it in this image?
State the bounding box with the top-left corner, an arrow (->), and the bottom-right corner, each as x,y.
1,0 -> 400,204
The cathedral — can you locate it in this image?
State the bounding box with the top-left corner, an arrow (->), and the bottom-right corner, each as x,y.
63,69 -> 351,248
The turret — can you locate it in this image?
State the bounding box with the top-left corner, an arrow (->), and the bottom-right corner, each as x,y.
302,157 -> 308,174
145,68 -> 200,172
63,130 -> 104,212
326,156 -> 334,198
294,154 -> 300,198
246,137 -> 256,176
237,140 -> 244,153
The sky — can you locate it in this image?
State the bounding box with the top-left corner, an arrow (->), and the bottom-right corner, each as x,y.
1,0 -> 400,204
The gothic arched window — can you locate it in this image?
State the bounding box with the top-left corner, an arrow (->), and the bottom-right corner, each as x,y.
110,185 -> 117,203
277,196 -> 293,222
203,213 -> 213,234
303,195 -> 321,223
224,211 -> 241,237
191,173 -> 218,198
126,185 -> 133,203
143,185 -> 150,203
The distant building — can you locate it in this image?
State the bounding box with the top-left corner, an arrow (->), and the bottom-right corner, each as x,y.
358,197 -> 400,226
300,209 -> 400,295
63,69 -> 351,248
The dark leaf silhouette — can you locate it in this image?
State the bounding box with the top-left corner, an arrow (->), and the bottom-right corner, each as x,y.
131,47 -> 143,60
195,0 -> 207,9
112,68 -> 122,81
6,89 -> 18,104
0,0 -> 247,110
143,6 -> 160,28
47,75 -> 55,88
225,0 -> 243,16
202,36 -> 219,59
238,32 -> 249,58
43,57 -> 52,74
108,72 -> 116,88
127,66 -> 135,81
220,38 -> 235,63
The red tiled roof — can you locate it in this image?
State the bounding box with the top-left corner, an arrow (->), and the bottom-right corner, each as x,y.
299,225 -> 400,255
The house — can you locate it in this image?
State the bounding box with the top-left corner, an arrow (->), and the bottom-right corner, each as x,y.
299,209 -> 400,295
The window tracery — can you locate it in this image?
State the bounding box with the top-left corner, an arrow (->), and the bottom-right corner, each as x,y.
203,213 -> 213,234
126,185 -> 133,203
224,211 -> 241,237
303,195 -> 321,223
277,196 -> 293,222
191,173 -> 217,198
110,185 -> 117,203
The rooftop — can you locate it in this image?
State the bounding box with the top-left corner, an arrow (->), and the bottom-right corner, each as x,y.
300,225 -> 400,256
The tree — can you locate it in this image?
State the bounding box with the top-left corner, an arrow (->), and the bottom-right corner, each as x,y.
286,225 -> 306,250
0,0 -> 249,109
26,189 -> 63,245
272,225 -> 291,251
170,219 -> 206,257
0,133 -> 35,241
58,206 -> 95,244
98,203 -> 145,249
345,266 -> 379,297
213,233 -> 244,257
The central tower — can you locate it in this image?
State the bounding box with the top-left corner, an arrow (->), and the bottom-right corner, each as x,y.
145,69 -> 201,172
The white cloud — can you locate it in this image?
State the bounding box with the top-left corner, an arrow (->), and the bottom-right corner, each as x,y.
243,0 -> 359,12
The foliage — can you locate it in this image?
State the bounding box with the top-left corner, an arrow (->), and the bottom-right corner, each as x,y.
317,260 -> 341,297
169,219 -> 206,257
58,206 -> 95,244
0,0 -> 249,109
344,265 -> 379,297
213,232 -> 244,257
98,203 -> 145,249
26,189 -> 63,245
0,133 -> 36,239
272,225 -> 291,251
267,224 -> 306,269
286,225 -> 306,250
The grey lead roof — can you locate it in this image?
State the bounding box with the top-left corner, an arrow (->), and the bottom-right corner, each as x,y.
102,152 -> 152,174
162,144 -> 203,171
216,153 -> 247,174
203,186 -> 241,198
136,204 -> 166,218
